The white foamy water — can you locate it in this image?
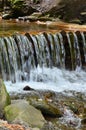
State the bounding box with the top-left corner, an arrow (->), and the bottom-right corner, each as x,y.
60,107 -> 81,128
4,66 -> 86,94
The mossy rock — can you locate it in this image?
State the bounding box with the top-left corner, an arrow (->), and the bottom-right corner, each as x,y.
4,100 -> 46,128
0,79 -> 11,118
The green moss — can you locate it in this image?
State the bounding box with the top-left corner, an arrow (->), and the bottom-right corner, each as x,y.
0,79 -> 11,118
0,79 -> 11,106
5,105 -> 20,122
0,79 -> 10,105
4,100 -> 45,128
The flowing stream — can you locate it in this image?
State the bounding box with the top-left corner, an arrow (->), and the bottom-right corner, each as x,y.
0,21 -> 86,129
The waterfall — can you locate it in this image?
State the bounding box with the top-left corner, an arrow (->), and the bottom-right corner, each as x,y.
57,32 -> 65,68
66,33 -> 74,70
73,32 -> 82,70
80,32 -> 86,62
0,31 -> 86,82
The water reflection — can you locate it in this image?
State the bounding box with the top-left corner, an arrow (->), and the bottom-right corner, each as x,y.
0,20 -> 54,36
0,20 -> 86,36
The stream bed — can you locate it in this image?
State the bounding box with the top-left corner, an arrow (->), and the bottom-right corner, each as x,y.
0,20 -> 86,130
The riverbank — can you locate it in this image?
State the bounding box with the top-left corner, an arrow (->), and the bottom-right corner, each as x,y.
0,80 -> 86,130
0,0 -> 86,24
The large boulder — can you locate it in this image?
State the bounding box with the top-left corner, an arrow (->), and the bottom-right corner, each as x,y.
4,100 -> 46,129
8,0 -> 86,24
45,0 -> 86,24
0,79 -> 11,118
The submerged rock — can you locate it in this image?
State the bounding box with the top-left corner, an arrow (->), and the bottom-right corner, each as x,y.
0,79 -> 11,118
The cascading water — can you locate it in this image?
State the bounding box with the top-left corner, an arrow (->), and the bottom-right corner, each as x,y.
0,31 -> 86,94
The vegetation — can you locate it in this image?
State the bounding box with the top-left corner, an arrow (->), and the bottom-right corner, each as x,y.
9,0 -> 24,9
8,0 -> 25,17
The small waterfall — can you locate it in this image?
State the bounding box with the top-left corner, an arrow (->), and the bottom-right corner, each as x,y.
80,32 -> 86,62
73,33 -> 82,70
57,32 -> 65,68
66,33 -> 74,70
0,31 -> 86,82
53,34 -> 61,67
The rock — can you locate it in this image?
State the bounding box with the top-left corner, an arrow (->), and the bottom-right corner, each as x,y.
28,97 -> 62,117
8,90 -> 86,129
4,100 -> 46,129
2,14 -> 12,19
41,122 -> 55,130
26,0 -> 86,24
0,0 -> 86,24
44,0 -> 86,24
32,128 -> 40,130
23,85 -> 34,91
0,119 -> 28,130
81,118 -> 86,125
81,114 -> 86,125
0,79 -> 11,118
25,12 -> 42,21
69,19 -> 82,24
1,0 -> 86,24
32,12 -> 42,17
38,16 -> 54,22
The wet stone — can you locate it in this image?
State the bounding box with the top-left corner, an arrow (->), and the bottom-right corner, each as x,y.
23,86 -> 34,91
81,118 -> 86,125
41,122 -> 55,130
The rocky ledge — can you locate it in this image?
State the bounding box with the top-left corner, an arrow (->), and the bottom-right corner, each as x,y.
0,0 -> 86,24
